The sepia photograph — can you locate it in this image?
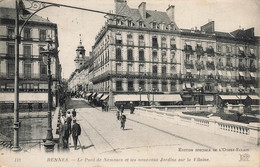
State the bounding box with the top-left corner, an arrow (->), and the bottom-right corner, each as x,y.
0,0 -> 259,166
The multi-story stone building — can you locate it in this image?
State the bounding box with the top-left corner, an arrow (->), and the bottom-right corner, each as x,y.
69,0 -> 259,109
0,7 -> 61,111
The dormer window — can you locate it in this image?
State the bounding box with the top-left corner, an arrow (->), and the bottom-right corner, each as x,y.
139,21 -> 143,28
128,20 -> 132,26
116,19 -> 120,25
152,22 -> 157,29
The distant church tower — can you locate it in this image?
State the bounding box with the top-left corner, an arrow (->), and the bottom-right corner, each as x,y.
74,35 -> 87,70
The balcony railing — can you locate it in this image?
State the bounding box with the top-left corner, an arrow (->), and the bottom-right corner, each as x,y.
239,64 -> 246,71
195,61 -> 205,70
0,73 -> 51,80
216,62 -> 224,70
184,45 -> 193,54
196,45 -> 204,55
250,65 -> 257,72
206,47 -> 214,56
206,61 -> 215,70
170,44 -> 176,50
185,60 -> 194,69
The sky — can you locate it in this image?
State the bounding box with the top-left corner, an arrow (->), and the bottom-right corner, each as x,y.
1,0 -> 260,79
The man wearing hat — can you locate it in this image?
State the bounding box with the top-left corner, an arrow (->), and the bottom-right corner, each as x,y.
71,119 -> 81,150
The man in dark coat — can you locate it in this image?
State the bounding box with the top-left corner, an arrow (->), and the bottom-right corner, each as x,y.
129,102 -> 135,114
61,120 -> 70,149
71,119 -> 81,150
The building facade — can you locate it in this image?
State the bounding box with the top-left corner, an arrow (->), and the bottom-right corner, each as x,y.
69,0 -> 259,109
0,7 -> 62,111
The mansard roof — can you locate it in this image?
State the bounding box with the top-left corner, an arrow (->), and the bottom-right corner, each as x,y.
0,7 -> 53,24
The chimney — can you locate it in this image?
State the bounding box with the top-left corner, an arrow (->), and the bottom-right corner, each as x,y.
114,0 -> 127,14
166,5 -> 175,22
138,2 -> 146,19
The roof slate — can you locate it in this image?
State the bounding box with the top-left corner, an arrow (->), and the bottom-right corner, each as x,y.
0,7 -> 52,24
116,3 -> 177,29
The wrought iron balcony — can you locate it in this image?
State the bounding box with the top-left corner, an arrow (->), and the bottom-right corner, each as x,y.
184,45 -> 193,54
170,44 -> 176,50
249,65 -> 257,72
195,61 -> 205,70
206,61 -> 215,70
185,60 -> 194,69
195,45 -> 204,55
238,64 -> 246,71
206,47 -> 214,56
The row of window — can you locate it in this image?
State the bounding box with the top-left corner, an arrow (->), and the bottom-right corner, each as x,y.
7,44 -> 45,57
115,80 -> 177,91
115,63 -> 176,74
1,83 -> 48,89
7,62 -> 47,76
114,18 -> 176,31
8,27 -> 48,41
115,48 -> 176,62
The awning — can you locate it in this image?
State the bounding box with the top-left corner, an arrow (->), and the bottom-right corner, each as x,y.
239,72 -> 244,77
85,93 -> 93,97
91,92 -> 97,98
205,95 -> 214,101
250,72 -> 256,78
96,93 -> 104,100
219,95 -> 239,100
185,82 -> 191,89
100,94 -> 109,101
217,71 -> 223,76
154,94 -> 182,102
114,94 -> 149,102
248,95 -> 260,100
237,95 -> 247,100
0,92 -> 48,103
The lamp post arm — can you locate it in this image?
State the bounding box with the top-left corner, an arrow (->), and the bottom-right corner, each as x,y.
19,4 -> 59,35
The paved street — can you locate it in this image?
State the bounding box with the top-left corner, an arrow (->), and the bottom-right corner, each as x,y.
65,98 -> 257,158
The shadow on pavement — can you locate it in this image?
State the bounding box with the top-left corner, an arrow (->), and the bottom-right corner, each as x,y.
81,144 -> 95,150
123,128 -> 133,131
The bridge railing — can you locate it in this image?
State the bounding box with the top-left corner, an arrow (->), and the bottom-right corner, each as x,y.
135,107 -> 260,145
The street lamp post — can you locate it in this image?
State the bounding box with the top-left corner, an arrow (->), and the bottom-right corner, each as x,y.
40,38 -> 56,151
139,87 -> 142,106
152,88 -> 157,106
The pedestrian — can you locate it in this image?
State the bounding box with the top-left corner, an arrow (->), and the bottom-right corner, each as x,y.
105,102 -> 109,112
101,103 -> 105,112
61,120 -> 70,149
120,114 -> 126,130
72,109 -> 77,120
71,119 -> 81,150
120,104 -> 124,115
129,101 -> 135,114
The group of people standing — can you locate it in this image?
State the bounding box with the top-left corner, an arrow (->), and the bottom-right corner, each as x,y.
60,109 -> 81,150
